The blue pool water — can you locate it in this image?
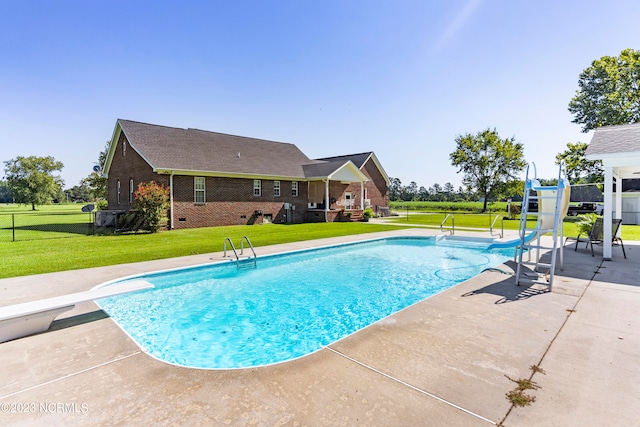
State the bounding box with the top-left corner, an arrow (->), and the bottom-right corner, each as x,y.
96,237 -> 511,369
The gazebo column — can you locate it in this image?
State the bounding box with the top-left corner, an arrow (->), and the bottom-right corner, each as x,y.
603,167 -> 613,260
615,173 -> 622,237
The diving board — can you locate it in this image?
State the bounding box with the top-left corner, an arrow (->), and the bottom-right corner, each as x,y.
0,279 -> 154,343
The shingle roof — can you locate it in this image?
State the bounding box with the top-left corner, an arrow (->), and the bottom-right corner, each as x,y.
585,123 -> 640,156
118,119 -> 325,179
302,160 -> 351,178
316,152 -> 372,169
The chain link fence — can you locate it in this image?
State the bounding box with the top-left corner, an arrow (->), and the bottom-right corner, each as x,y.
0,212 -> 100,242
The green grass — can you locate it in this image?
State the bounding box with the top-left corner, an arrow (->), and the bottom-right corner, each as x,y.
385,211 -> 640,240
0,222 -> 406,279
390,200 -> 510,212
0,203 -> 97,242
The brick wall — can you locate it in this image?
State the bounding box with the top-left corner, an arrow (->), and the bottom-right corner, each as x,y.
107,133 -> 166,211
171,176 -> 309,229
361,158 -> 389,209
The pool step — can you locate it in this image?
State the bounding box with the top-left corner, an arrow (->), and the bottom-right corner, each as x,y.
237,257 -> 257,271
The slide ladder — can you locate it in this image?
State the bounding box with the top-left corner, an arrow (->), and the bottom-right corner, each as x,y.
514,162 -> 569,289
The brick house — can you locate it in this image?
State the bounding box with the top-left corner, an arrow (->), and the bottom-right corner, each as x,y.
102,119 -> 389,229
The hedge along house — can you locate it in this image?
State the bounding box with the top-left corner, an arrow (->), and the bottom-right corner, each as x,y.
102,119 -> 390,229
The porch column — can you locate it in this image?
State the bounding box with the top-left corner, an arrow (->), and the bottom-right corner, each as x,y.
169,172 -> 175,229
615,173 -> 622,237
360,181 -> 364,209
603,166 -> 613,259
324,179 -> 329,222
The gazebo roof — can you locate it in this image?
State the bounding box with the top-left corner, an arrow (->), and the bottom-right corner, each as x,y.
585,123 -> 640,179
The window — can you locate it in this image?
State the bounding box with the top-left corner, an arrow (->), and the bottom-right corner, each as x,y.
291,181 -> 298,197
274,180 -> 280,197
116,180 -> 121,205
194,177 -> 205,203
122,140 -> 126,157
129,179 -> 134,203
253,180 -> 261,196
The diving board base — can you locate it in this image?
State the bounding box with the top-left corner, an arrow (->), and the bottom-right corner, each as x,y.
0,305 -> 75,343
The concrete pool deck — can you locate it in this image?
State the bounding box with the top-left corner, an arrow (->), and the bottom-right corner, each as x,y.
0,228 -> 638,426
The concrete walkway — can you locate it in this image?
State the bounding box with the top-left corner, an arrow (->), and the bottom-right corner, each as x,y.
0,229 -> 638,426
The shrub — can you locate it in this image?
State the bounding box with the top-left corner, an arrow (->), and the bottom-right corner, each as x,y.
363,208 -> 374,219
96,200 -> 108,211
131,181 -> 170,232
576,213 -> 598,235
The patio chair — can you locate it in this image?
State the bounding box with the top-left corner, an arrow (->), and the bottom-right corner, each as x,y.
576,217 -> 627,259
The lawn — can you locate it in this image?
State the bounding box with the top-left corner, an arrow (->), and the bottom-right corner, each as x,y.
385,211 -> 640,240
0,222 -> 406,279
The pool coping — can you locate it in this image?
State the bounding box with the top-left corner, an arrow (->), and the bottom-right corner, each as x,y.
1,227 -> 639,425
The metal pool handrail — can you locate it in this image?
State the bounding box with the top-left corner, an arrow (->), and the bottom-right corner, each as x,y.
490,214 -> 504,238
240,235 -> 256,257
223,237 -> 239,259
440,213 -> 454,235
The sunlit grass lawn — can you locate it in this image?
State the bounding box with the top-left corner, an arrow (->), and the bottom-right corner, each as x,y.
385,211 -> 640,240
0,222 -> 406,279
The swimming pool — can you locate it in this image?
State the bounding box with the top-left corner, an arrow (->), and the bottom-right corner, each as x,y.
96,236 -> 511,369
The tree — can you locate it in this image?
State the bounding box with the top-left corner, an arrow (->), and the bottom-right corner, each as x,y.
389,177 -> 402,201
432,183 -> 443,201
406,181 -> 418,201
83,142 -> 109,200
568,48 -> 640,132
443,182 -> 455,201
450,128 -> 527,212
418,186 -> 429,201
3,156 -> 64,210
555,141 -> 603,184
65,182 -> 93,203
0,178 -> 12,203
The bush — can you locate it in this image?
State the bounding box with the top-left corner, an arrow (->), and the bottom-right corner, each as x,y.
96,200 -> 108,211
130,181 -> 170,232
363,208 -> 374,219
576,213 -> 598,235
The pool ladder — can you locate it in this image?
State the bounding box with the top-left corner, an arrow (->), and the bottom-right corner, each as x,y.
223,236 -> 257,270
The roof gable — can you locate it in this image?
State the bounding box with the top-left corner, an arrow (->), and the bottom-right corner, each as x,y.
317,152 -> 390,184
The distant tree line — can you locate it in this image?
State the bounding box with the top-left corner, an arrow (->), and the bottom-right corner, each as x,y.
389,178 -> 475,202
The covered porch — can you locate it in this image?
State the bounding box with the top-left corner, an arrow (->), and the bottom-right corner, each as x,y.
585,123 -> 640,259
304,160 -> 369,222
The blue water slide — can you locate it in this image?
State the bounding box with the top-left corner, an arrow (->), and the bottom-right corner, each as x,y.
487,230 -> 537,250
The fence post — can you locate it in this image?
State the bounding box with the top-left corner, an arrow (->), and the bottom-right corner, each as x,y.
12,213 -> 15,242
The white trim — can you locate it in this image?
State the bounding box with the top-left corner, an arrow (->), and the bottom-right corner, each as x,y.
194,176 -> 206,203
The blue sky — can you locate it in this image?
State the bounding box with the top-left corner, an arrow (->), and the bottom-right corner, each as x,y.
1,0 -> 639,191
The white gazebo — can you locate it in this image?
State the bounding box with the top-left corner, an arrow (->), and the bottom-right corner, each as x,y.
585,123 -> 640,259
